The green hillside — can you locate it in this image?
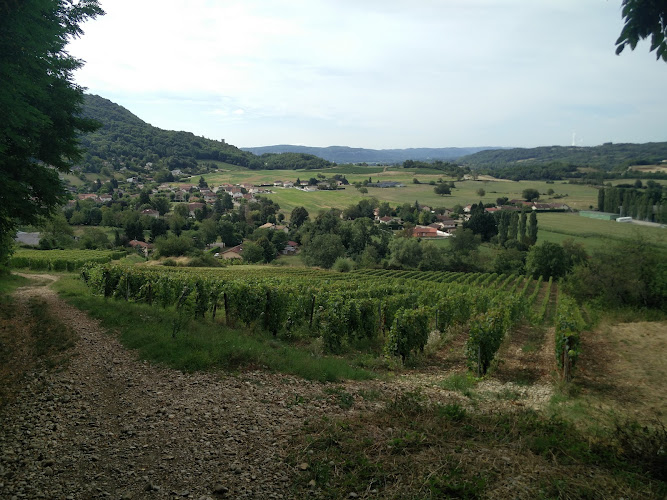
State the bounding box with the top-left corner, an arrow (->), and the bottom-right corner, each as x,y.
78,94 -> 255,173
459,142 -> 667,171
77,95 -> 333,174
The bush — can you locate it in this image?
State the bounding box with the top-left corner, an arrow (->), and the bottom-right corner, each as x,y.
187,254 -> 220,267
525,242 -> 567,279
563,238 -> 667,310
153,234 -> 193,257
332,257 -> 355,273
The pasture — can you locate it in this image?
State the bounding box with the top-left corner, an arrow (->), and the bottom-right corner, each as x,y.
197,166 -> 602,216
537,212 -> 667,251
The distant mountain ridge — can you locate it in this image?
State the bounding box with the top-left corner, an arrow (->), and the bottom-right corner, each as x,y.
241,145 -> 498,164
457,143 -> 667,171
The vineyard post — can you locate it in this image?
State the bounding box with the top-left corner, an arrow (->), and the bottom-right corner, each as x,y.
378,302 -> 382,335
212,301 -> 217,320
435,309 -> 439,331
224,292 -> 230,326
309,295 -> 316,327
563,337 -> 570,382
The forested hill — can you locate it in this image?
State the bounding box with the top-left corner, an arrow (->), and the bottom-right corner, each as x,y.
241,145 -> 495,164
78,94 -> 257,173
458,142 -> 667,171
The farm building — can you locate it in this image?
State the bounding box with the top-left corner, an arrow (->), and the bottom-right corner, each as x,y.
579,211 -> 620,221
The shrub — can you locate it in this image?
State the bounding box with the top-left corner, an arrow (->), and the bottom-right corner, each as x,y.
332,257 -> 355,273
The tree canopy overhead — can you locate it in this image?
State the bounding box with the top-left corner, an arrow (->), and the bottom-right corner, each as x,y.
616,0 -> 667,62
0,0 -> 104,262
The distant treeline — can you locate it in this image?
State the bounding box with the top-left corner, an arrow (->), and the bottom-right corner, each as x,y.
477,162 -> 667,182
597,182 -> 667,222
402,160 -> 470,177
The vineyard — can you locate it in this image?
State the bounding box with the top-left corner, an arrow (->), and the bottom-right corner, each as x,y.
10,249 -> 126,271
81,263 -> 564,376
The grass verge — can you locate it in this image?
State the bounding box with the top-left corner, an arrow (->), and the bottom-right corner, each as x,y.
289,390 -> 666,499
52,275 -> 374,383
0,272 -> 30,297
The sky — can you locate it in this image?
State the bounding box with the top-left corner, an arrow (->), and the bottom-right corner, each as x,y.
68,0 -> 667,150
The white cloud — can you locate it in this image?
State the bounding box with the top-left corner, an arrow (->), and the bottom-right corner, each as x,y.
69,0 -> 667,148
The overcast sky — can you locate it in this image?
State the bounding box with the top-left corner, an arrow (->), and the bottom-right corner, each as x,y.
68,0 -> 667,149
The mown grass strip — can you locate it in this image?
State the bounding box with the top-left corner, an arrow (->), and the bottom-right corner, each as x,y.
53,276 -> 374,383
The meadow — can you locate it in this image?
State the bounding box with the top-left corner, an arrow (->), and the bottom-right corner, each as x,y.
199,165 -> 603,215
537,212 -> 667,251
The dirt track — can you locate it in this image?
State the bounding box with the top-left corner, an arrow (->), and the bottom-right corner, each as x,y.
0,276 -> 376,499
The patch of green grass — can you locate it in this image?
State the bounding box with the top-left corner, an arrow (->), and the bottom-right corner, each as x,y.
521,341 -> 538,353
52,276 -> 374,382
357,389 -> 382,402
324,386 -> 355,409
439,372 -> 478,396
494,387 -> 524,401
0,272 -> 30,296
289,395 -> 667,499
118,253 -> 147,265
0,273 -> 31,322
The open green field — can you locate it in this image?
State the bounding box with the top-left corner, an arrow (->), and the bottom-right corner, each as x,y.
537,212 -> 667,251
261,179 -> 599,218
197,171 -> 599,218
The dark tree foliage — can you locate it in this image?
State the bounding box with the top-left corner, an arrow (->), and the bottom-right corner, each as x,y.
598,184 -> 666,222
481,162 -> 578,181
302,233 -> 345,269
0,0 -> 104,263
528,211 -> 538,245
402,160 -> 469,177
463,206 -> 497,242
564,238 -> 667,310
80,95 -> 255,172
434,183 -> 451,196
257,152 -> 332,170
290,206 -> 309,228
616,0 -> 667,61
525,242 -> 568,280
522,188 -> 540,202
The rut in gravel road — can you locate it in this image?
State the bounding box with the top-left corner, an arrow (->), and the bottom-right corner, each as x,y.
0,276 -> 369,500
